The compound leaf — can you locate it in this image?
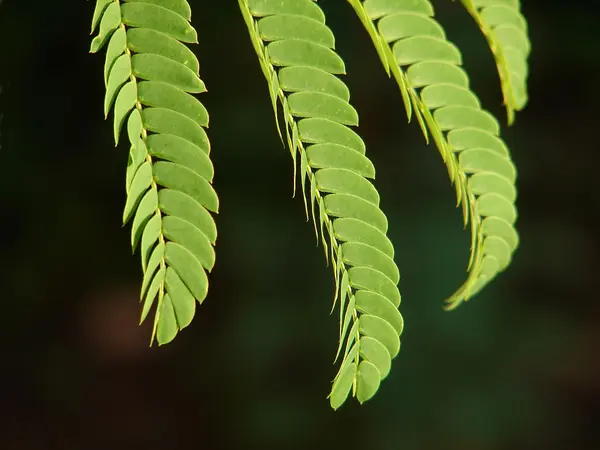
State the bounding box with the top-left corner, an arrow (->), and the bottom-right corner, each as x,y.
91,0 -> 217,344
240,0 -> 403,409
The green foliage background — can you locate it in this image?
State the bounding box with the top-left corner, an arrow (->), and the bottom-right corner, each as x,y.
0,0 -> 598,449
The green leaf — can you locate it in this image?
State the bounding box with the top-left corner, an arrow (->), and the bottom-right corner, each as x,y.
334,340 -> 360,382
158,189 -> 217,243
153,161 -> 219,213
434,106 -> 499,134
337,269 -> 350,326
469,172 -> 516,203
315,168 -> 379,205
120,2 -> 198,43
349,267 -> 400,307
125,139 -> 148,192
267,40 -> 345,74
91,0 -> 114,34
329,361 -> 357,410
247,0 -> 326,23
333,218 -> 394,257
258,14 -> 335,47
162,215 -> 215,271
324,193 -> 388,234
407,61 -> 469,88
127,109 -> 143,145
483,235 -> 511,269
307,144 -> 375,178
131,186 -> 158,250
278,66 -> 350,101
123,161 -> 152,224
147,134 -> 213,181
141,265 -> 165,323
479,255 -> 500,278
341,324 -> 361,372
140,213 -> 162,270
393,36 -> 462,66
355,290 -> 403,334
299,118 -> 365,153
123,0 -> 192,21
359,336 -> 391,379
132,54 -> 205,93
459,148 -> 516,181
141,241 -> 165,299
479,4 -> 527,29
165,241 -> 208,302
481,216 -> 519,250
363,0 -> 434,18
113,81 -> 138,145
476,192 -> 516,223
142,108 -> 210,151
164,266 -> 196,329
127,28 -> 200,74
104,26 -> 127,85
448,128 -> 508,155
137,81 -> 208,125
342,242 -> 399,284
421,84 -> 480,110
359,314 -> 400,358
156,293 -> 178,345
104,54 -> 132,118
378,13 -> 445,41
288,92 -> 358,126
356,360 -> 381,404
337,294 -> 356,359
90,3 -> 121,53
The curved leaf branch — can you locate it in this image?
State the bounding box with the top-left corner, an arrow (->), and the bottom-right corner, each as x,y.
90,0 -> 218,344
460,0 -> 531,124
348,0 -> 520,309
239,0 -> 404,409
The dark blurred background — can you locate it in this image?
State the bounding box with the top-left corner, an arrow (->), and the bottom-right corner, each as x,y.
0,0 -> 598,449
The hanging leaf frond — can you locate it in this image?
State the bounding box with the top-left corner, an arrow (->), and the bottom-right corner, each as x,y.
348,0 -> 520,309
460,0 -> 531,124
239,0 -> 404,409
90,0 -> 218,345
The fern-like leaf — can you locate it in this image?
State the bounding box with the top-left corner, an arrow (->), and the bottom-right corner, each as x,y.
90,0 -> 218,345
349,0 -> 520,309
460,0 -> 531,124
239,0 -> 403,409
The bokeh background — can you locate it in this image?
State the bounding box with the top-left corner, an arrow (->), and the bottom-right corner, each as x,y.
1,0 -> 598,449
